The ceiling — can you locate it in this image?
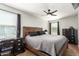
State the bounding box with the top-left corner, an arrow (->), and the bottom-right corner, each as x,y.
4,3 -> 79,20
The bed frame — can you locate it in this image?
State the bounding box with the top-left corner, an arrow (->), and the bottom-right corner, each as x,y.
23,26 -> 68,56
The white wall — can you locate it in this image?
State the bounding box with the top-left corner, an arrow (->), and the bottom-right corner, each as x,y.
0,4 -> 48,37
59,15 -> 78,35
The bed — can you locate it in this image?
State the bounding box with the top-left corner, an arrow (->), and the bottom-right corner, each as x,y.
23,27 -> 68,56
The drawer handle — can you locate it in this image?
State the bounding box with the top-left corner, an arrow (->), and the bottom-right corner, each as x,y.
18,43 -> 21,45
10,41 -> 14,43
18,48 -> 21,50
18,40 -> 20,42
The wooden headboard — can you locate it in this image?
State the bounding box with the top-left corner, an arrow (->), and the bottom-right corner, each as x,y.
23,27 -> 42,37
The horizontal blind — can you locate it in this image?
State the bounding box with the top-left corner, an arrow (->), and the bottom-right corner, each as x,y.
0,10 -> 17,39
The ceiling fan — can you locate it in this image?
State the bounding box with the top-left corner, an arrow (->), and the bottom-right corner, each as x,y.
43,9 -> 58,16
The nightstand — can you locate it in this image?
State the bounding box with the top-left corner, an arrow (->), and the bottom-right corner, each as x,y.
13,38 -> 25,55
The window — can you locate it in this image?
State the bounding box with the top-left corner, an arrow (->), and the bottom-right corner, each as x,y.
49,21 -> 60,35
0,10 -> 17,39
51,22 -> 57,35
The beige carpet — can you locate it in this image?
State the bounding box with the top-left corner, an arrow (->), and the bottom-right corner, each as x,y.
17,44 -> 79,56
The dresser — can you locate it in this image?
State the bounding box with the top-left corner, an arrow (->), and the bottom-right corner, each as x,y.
0,38 -> 25,56
0,39 -> 15,56
13,38 -> 25,55
62,27 -> 78,44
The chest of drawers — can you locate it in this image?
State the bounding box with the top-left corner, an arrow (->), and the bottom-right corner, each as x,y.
62,27 -> 78,44
12,38 -> 25,55
0,39 -> 15,56
0,38 -> 25,56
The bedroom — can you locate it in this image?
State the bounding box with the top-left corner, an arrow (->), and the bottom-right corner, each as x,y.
0,3 -> 79,56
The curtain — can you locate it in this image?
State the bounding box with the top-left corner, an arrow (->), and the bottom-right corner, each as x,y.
57,21 -> 60,35
49,23 -> 51,34
17,14 -> 21,38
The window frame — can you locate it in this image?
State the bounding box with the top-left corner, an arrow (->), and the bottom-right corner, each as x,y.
0,9 -> 21,39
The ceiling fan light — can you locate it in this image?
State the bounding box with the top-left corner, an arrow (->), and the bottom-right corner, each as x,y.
47,14 -> 52,17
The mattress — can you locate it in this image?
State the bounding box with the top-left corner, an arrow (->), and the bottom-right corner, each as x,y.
25,34 -> 67,56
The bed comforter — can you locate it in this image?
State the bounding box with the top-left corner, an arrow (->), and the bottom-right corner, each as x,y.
25,34 -> 67,56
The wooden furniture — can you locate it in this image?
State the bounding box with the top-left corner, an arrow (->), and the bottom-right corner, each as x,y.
62,27 -> 78,44
0,39 -> 15,56
23,27 -> 49,56
12,38 -> 25,55
23,26 -> 68,56
0,38 -> 25,56
23,27 -> 42,37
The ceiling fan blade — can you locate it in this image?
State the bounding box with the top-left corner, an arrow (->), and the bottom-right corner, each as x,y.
51,10 -> 58,13
72,3 -> 79,9
43,11 -> 48,14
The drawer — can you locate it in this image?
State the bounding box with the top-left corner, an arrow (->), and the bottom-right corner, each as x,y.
0,42 -> 4,46
2,43 -> 13,47
6,40 -> 14,43
17,48 -> 21,51
0,51 -> 11,56
1,47 -> 13,52
16,45 -> 23,48
71,40 -> 74,42
71,37 -> 75,39
71,34 -> 74,36
14,46 -> 23,50
10,40 -> 14,43
0,40 -> 15,46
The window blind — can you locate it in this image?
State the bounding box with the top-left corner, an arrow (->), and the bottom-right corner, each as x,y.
0,10 -> 17,39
